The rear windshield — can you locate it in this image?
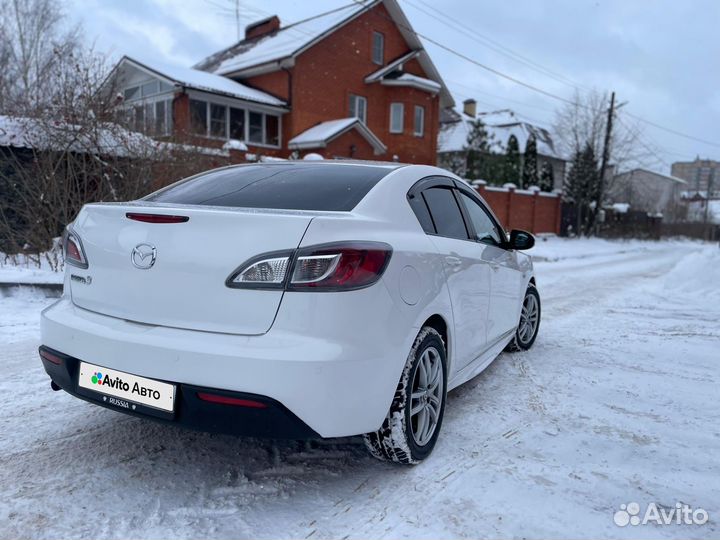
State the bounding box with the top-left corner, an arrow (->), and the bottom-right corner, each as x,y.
145,163 -> 394,211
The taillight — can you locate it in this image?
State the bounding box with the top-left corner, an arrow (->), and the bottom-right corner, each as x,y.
226,242 -> 392,291
226,251 -> 293,289
288,242 -> 392,291
63,227 -> 88,268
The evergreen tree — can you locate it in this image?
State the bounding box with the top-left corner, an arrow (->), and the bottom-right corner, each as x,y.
522,134 -> 538,188
503,134 -> 521,185
539,161 -> 554,192
564,142 -> 599,235
463,119 -> 503,183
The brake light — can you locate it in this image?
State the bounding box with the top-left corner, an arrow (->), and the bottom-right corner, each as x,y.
226,242 -> 392,291
289,242 -> 392,290
63,228 -> 88,268
196,392 -> 268,408
126,213 -> 189,224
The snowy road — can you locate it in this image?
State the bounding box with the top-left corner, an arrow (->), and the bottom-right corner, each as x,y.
1,239 -> 719,539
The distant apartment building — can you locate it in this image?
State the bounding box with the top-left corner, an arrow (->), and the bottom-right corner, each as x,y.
671,158 -> 720,196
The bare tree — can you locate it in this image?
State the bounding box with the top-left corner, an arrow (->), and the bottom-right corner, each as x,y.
553,90 -> 648,234
0,0 -> 82,114
0,22 -> 227,269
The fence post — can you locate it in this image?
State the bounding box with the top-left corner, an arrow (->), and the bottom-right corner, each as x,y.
554,192 -> 562,235
506,186 -> 514,230
530,186 -> 540,233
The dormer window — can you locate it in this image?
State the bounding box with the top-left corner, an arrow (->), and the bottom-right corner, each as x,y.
372,31 -> 384,65
349,94 -> 367,123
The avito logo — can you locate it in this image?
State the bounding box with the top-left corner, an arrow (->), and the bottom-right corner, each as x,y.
91,371 -> 162,401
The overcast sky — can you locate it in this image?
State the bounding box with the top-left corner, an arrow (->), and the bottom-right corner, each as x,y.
66,0 -> 720,172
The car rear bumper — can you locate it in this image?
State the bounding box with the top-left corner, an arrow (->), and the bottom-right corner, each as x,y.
40,346 -> 320,439
40,290 -> 413,438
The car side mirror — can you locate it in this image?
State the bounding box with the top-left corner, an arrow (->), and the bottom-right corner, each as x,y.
508,229 -> 535,250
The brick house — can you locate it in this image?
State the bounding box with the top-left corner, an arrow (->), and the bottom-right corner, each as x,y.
437,100 -> 567,190
104,0 -> 453,164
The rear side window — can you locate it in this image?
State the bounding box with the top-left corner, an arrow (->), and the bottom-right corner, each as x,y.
422,187 -> 468,240
145,164 -> 393,211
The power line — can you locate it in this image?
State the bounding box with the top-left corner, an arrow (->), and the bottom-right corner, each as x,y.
370,0 -> 720,151
446,78 -> 557,114
623,111 -> 720,149
403,0 -> 592,93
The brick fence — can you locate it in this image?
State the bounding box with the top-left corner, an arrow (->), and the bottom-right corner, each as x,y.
472,181 -> 562,234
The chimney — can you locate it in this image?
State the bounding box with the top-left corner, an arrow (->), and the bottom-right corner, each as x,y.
245,16 -> 280,40
463,98 -> 477,118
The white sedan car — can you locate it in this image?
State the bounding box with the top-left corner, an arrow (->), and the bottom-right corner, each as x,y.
40,161 -> 540,464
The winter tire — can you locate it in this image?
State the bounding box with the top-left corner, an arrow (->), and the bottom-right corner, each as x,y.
506,283 -> 541,352
363,327 -> 447,465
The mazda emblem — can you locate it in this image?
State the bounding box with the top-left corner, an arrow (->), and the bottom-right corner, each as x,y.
131,243 -> 157,269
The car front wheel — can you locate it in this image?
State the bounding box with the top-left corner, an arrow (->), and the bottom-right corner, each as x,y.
363,326 -> 447,465
506,283 -> 541,351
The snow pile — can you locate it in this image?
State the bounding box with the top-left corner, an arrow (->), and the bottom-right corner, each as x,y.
658,245 -> 720,299
222,139 -> 248,152
528,236 -> 661,262
0,254 -> 63,284
612,202 -> 630,213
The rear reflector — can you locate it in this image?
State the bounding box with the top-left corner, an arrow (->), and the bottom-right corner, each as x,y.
196,392 -> 268,408
126,213 -> 189,224
39,348 -> 63,365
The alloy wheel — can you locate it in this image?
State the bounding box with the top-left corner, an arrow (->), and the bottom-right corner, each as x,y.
409,346 -> 444,447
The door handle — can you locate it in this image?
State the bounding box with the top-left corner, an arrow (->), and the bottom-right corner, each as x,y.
445,256 -> 462,267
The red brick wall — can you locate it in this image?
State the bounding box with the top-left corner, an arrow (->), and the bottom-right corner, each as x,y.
476,184 -> 562,234
171,4 -> 441,164
282,3 -> 439,164
324,129 -> 378,160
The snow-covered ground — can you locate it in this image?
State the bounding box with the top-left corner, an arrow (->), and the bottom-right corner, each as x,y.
1,238 -> 719,539
0,254 -> 63,284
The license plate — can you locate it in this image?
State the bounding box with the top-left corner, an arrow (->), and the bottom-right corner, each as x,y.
78,361 -> 175,412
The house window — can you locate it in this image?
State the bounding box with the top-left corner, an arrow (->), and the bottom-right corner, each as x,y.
349,94 -> 367,123
153,100 -> 172,135
141,80 -> 159,98
187,98 -> 279,146
249,111 -> 263,143
210,103 -> 227,137
372,31 -> 384,65
390,102 -> 404,133
229,107 -> 245,140
266,114 -> 279,146
414,105 -> 425,136
190,99 -> 208,135
124,86 -> 140,101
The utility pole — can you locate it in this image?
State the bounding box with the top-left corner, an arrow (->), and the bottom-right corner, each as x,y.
594,91 -> 615,234
703,168 -> 715,241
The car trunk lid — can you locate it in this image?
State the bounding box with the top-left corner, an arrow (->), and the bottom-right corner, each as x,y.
69,203 -> 313,335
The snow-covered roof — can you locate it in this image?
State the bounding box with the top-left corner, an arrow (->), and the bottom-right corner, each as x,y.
194,0 -> 454,108
365,50 -> 420,83
614,168 -> 688,185
438,108 -> 561,158
111,56 -> 286,107
288,118 -> 387,155
380,73 -> 441,93
0,115 -> 228,158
